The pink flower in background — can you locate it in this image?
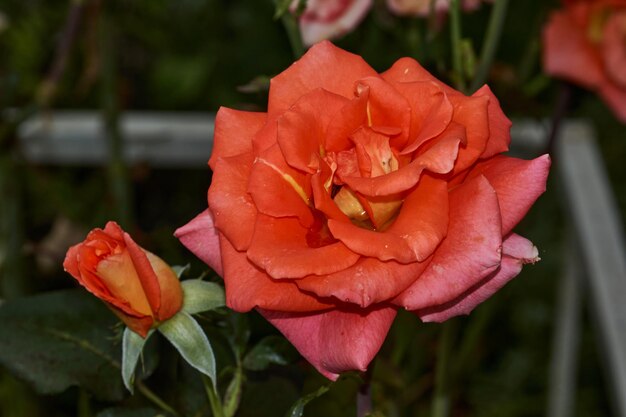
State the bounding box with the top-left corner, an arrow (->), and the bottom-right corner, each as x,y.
386,0 -> 488,17
543,0 -> 626,122
293,0 -> 373,46
176,42 -> 550,380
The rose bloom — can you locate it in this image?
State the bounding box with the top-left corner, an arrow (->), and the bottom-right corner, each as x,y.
387,0 -> 488,17
543,0 -> 626,122
64,222 -> 183,337
293,0 -> 372,46
176,41 -> 550,380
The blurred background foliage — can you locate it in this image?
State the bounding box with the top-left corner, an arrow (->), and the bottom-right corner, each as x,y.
0,0 -> 624,416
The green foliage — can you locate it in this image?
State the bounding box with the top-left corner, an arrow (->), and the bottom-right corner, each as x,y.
0,289 -> 125,400
242,335 -> 298,371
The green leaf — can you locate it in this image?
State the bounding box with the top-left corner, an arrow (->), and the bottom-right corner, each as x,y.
284,385 -> 331,417
181,279 -> 225,315
0,289 -> 125,400
122,328 -> 153,394
242,335 -> 297,371
158,312 -> 216,384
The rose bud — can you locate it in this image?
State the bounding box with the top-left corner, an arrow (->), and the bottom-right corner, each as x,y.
64,222 -> 183,337
543,0 -> 626,122
293,0 -> 373,46
176,41 -> 550,380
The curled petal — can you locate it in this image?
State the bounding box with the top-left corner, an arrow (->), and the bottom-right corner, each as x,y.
175,210 -> 223,276
260,305 -> 396,380
209,108 -> 266,169
328,176 -> 448,263
208,153 -> 258,251
394,174 -> 503,310
416,233 -> 539,322
246,215 -> 361,279
268,41 -> 378,118
472,85 -> 512,158
220,237 -> 333,313
468,154 -> 551,235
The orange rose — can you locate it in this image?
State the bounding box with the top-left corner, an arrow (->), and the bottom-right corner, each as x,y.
64,222 -> 183,337
176,42 -> 550,379
543,0 -> 626,122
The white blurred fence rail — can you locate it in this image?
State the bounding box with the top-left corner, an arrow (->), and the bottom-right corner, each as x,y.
17,112 -> 626,417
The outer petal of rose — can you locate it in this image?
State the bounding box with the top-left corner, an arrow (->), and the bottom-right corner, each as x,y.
341,131 -> 461,196
109,308 -> 154,338
468,154 -> 551,236
220,236 -> 333,313
268,41 -> 378,118
328,176 -> 448,263
393,175 -> 502,310
259,305 -> 397,380
299,0 -> 373,46
542,9 -> 604,89
209,107 -> 267,170
277,89 -> 350,173
123,232 -> 162,315
448,94 -> 490,173
382,57 -> 457,95
472,85 -> 512,158
394,81 -> 453,155
247,215 -> 361,279
297,256 -> 430,307
248,144 -> 314,227
208,153 -> 257,251
145,251 -> 183,321
599,82 -> 626,123
175,209 -> 223,276
416,233 -> 539,322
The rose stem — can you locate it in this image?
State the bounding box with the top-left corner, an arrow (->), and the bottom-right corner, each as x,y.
202,375 -> 226,417
449,0 -> 467,93
469,0 -> 510,93
356,366 -> 375,417
100,7 -> 134,228
274,0 -> 305,59
431,320 -> 456,417
136,380 -> 182,417
546,82 -> 572,158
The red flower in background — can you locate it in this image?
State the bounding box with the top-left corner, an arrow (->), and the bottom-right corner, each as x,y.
293,0 -> 373,46
176,42 -> 550,380
64,222 -> 183,337
543,0 -> 626,122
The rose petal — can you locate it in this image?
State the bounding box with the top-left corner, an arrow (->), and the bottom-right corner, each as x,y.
328,176 -> 448,263
472,85 -> 512,158
268,41 -> 378,118
599,82 -> 626,123
296,256 -> 430,307
448,94 -> 490,173
246,215 -> 361,279
208,152 -> 258,251
382,57 -> 457,95
175,210 -> 223,276
220,236 -> 333,313
277,89 -> 351,173
341,128 -> 461,196
542,7 -> 604,89
602,12 -> 626,89
416,233 -> 539,322
260,305 -> 396,380
248,144 -> 314,227
123,233 -> 162,315
467,154 -> 551,235
209,107 -> 267,169
395,81 -> 454,155
394,174 -> 503,310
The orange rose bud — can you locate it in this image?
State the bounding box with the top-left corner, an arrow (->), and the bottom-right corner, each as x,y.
63,221 -> 183,337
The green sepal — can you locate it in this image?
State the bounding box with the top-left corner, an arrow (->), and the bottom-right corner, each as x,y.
121,327 -> 153,394
158,312 -> 216,385
181,279 -> 225,315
